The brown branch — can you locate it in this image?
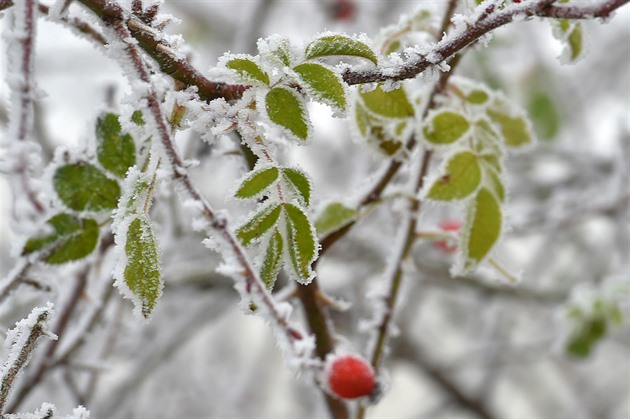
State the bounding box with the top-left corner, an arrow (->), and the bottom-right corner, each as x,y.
76,0 -> 247,102
341,0 -> 629,86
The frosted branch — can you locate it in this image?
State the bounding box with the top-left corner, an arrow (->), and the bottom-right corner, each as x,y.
341,0 -> 629,85
82,0 -> 316,371
0,304 -> 56,414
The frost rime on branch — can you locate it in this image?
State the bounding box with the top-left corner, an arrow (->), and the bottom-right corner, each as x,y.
0,303 -> 56,413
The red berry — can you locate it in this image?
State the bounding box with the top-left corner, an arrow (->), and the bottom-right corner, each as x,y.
435,219 -> 461,254
326,354 -> 376,399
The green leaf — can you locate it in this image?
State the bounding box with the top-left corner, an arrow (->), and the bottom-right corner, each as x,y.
315,202 -> 357,236
282,167 -> 311,207
484,167 -> 506,202
462,188 -> 502,270
96,113 -> 137,178
225,57 -> 270,86
22,213 -> 99,264
305,34 -> 378,65
360,84 -> 414,118
423,111 -> 470,145
236,203 -> 282,247
124,216 -> 162,319
260,229 -> 284,289
265,87 -> 310,141
555,19 -> 584,62
527,91 -> 560,141
487,108 -> 534,148
131,110 -> 145,126
54,163 -> 121,212
283,203 -> 317,284
426,151 -> 482,201
258,36 -> 292,67
466,89 -> 489,105
293,62 -> 346,112
235,166 -> 279,199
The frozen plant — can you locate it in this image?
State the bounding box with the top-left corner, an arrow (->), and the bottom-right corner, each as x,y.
0,0 -> 628,418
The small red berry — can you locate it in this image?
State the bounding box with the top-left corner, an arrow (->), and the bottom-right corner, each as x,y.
326,354 -> 376,399
435,219 -> 461,254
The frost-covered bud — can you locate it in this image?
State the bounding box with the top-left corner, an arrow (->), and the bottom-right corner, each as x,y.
325,353 -> 376,399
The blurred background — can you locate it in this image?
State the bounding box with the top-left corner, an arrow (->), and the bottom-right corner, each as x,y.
0,1 -> 628,418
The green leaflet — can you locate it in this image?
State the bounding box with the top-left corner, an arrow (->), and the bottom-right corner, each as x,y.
283,203 -> 317,284
131,110 -> 145,126
315,202 -> 357,237
237,203 -> 282,247
426,151 -> 482,201
293,62 -> 346,112
487,108 -> 534,148
555,19 -> 584,62
360,84 -> 414,118
22,213 -> 99,264
54,163 -> 121,212
260,229 -> 284,289
422,111 -> 470,145
305,34 -> 378,65
124,216 -> 162,319
96,112 -> 137,178
527,91 -> 560,141
282,167 -> 311,207
262,36 -> 292,67
235,166 -> 279,199
466,89 -> 489,105
566,316 -> 606,357
225,57 -> 270,86
484,167 -> 506,202
463,188 -> 502,270
265,87 -> 310,141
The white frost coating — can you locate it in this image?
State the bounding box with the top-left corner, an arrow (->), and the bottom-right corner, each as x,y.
3,402 -> 90,419
1,303 -> 56,384
110,166 -> 163,320
257,34 -> 294,67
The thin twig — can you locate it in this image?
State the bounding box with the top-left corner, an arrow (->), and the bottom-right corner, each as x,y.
6,266 -> 89,413
0,306 -> 54,414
